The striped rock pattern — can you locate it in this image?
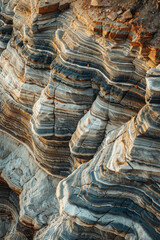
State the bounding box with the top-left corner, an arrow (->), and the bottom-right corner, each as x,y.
0,0 -> 160,239
37,66 -> 160,239
0,130 -> 60,234
0,180 -> 33,240
0,0 -> 16,54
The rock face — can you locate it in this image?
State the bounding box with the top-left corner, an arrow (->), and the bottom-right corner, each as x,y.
91,0 -> 111,7
0,130 -> 59,234
46,67 -> 160,240
0,0 -> 160,239
0,181 -> 33,239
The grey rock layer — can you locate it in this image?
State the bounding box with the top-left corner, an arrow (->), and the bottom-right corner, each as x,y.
38,66 -> 160,239
0,130 -> 60,234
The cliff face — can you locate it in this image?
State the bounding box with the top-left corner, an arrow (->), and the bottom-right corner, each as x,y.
0,0 -> 160,239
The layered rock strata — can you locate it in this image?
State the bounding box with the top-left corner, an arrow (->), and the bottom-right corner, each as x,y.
0,130 -> 60,237
0,0 -> 16,54
0,0 -> 160,239
37,65 -> 160,239
0,181 -> 33,239
0,0 -> 150,175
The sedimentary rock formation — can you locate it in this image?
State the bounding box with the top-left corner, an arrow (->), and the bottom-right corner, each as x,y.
0,130 -> 59,235
34,65 -> 160,240
0,0 -> 160,239
0,0 -> 15,54
0,181 -> 33,239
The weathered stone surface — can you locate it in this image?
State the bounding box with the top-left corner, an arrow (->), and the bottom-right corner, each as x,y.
0,181 -> 33,239
0,0 -> 16,55
91,0 -> 111,7
120,9 -> 132,22
38,67 -> 160,240
0,0 -> 160,239
59,0 -> 75,11
0,130 -> 60,233
107,11 -> 118,21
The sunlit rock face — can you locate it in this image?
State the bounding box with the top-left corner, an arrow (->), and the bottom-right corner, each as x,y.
0,0 -> 160,239
37,66 -> 160,239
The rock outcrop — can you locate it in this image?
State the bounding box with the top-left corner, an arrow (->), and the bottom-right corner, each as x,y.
0,0 -> 160,239
0,0 -> 15,54
0,130 -> 59,234
0,181 -> 33,239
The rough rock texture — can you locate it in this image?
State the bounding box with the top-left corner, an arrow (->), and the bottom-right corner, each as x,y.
0,0 -> 160,239
0,0 -> 16,54
40,66 -> 160,240
0,130 -> 60,237
0,181 -> 33,239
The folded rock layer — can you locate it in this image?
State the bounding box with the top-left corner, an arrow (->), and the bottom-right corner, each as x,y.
0,0 -> 160,239
38,66 -> 160,239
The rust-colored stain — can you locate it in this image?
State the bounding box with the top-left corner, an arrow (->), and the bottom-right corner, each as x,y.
39,4 -> 59,14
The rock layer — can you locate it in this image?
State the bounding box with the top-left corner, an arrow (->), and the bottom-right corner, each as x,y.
0,130 -> 60,235
0,0 -> 160,239
38,65 -> 160,239
0,0 -> 15,54
0,181 -> 33,239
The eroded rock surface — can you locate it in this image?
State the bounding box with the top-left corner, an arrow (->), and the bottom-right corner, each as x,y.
0,0 -> 160,239
0,130 -> 59,236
